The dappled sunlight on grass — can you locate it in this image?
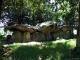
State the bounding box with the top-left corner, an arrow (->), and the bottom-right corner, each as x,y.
12,42 -> 42,45
53,39 -> 68,43
42,39 -> 76,48
5,39 -> 79,60
66,39 -> 76,48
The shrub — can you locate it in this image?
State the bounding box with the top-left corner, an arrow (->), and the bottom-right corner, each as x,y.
0,42 -> 12,60
0,42 -> 4,59
72,46 -> 80,56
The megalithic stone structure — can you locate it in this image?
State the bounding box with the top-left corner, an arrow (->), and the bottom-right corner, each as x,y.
6,21 -> 74,43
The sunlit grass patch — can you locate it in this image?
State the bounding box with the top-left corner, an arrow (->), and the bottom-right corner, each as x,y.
66,39 -> 76,48
43,39 -> 76,48
12,42 -> 42,45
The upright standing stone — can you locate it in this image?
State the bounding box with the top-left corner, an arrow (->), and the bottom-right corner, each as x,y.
23,32 -> 31,42
11,31 -> 23,43
31,32 -> 46,42
45,33 -> 52,41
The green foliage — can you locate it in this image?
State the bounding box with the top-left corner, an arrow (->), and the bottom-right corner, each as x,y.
0,43 -> 4,59
2,0 -> 55,26
2,0 -> 78,26
0,43 -> 12,60
0,34 -> 5,41
72,46 -> 80,56
75,46 -> 80,55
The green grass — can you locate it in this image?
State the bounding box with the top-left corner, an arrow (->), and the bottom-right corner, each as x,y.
4,39 -> 80,60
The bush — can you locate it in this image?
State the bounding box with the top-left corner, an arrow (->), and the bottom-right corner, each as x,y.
0,42 -> 4,59
0,34 -> 5,41
0,42 -> 11,60
72,46 -> 80,56
75,46 -> 80,55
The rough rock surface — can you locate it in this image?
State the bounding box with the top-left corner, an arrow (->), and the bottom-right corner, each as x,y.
6,21 -> 73,43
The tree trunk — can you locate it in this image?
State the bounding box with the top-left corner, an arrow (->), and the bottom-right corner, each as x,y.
77,22 -> 80,46
76,3 -> 80,47
0,0 -> 2,17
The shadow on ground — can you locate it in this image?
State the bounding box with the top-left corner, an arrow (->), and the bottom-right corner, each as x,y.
9,42 -> 80,60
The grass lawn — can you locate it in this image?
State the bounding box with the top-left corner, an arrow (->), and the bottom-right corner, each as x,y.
3,39 -> 80,60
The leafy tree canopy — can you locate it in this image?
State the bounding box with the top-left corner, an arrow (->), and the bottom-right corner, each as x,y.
0,0 -> 79,26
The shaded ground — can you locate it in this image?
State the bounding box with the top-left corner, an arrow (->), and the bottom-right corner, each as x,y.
2,39 -> 80,60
